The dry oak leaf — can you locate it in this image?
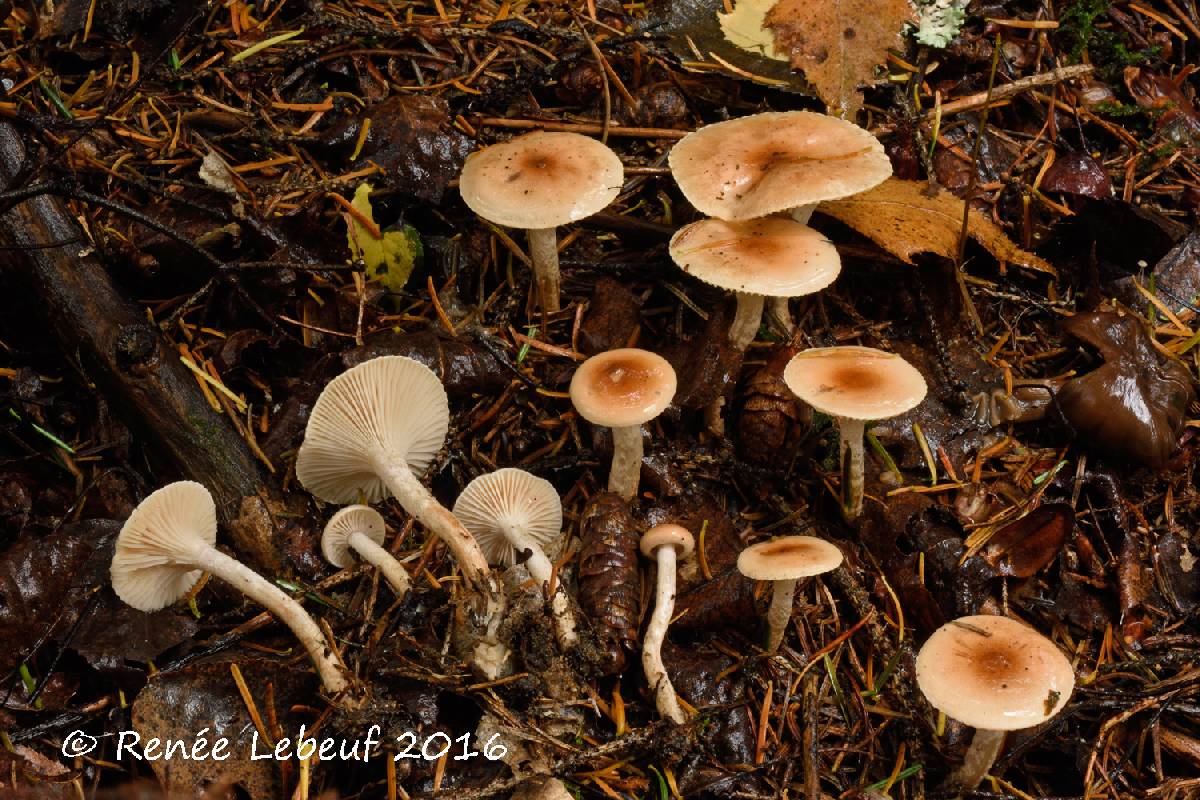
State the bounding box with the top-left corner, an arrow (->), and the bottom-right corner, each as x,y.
765,0 -> 913,116
820,178 -> 1057,276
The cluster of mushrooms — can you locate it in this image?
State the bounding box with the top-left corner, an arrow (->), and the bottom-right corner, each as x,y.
104,111 -> 1077,793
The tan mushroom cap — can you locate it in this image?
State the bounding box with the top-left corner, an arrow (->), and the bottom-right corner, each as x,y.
737,535 -> 843,581
668,217 -> 840,297
916,614 -> 1076,731
459,131 -> 624,230
569,348 -> 677,429
783,346 -> 927,421
296,356 -> 449,504
668,111 -> 892,221
452,468 -> 564,567
322,505 -> 387,568
640,523 -> 695,558
111,481 -> 216,612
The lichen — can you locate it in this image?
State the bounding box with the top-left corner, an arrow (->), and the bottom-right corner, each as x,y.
913,0 -> 970,48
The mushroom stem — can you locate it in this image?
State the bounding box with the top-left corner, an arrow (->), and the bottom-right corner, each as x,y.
377,457 -> 492,588
347,531 -> 411,595
642,544 -> 686,724
608,425 -> 644,500
526,227 -> 561,313
191,546 -> 349,695
729,292 -> 765,350
948,728 -> 1006,792
836,417 -> 867,520
767,297 -> 795,335
789,204 -> 817,225
504,524 -> 578,647
765,577 -> 799,653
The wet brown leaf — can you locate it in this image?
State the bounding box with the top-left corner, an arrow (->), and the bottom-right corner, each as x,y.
819,178 -> 1057,276
765,0 -> 912,115
980,503 -> 1073,578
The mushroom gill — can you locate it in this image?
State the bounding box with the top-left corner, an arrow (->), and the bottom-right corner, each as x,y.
1056,310 -> 1194,468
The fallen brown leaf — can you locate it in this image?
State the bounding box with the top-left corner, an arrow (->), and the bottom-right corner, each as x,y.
765,0 -> 912,116
819,178 -> 1057,275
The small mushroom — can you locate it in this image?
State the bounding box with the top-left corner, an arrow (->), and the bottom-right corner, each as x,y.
1056,309 -> 1195,468
783,346 -> 926,520
669,111 -> 892,330
459,131 -> 623,313
737,536 -> 843,653
639,523 -> 694,724
668,217 -> 840,349
322,505 -> 411,596
915,614 -> 1075,792
569,348 -> 677,500
296,356 -> 492,588
111,482 -> 350,696
453,468 -> 577,647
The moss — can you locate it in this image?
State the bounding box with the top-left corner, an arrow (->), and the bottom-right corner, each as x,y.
1057,0 -> 1162,80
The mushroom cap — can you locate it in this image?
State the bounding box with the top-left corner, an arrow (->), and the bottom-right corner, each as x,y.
111,481 -> 216,612
296,356 -> 449,504
668,111 -> 892,221
452,468 -> 563,567
915,614 -> 1075,731
783,346 -> 927,421
736,536 -> 843,581
668,217 -> 841,298
322,505 -> 387,568
459,131 -> 624,230
569,348 -> 678,428
640,523 -> 695,558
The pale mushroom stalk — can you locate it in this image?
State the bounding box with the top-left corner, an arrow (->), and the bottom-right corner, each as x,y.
191,546 -> 349,694
501,521 -> 577,646
526,228 -> 561,313
343,532 -> 410,594
639,524 -> 694,725
950,729 -> 1007,792
608,425 -> 645,499
376,455 -> 491,585
729,293 -> 765,350
765,577 -> 799,653
836,416 -> 868,520
767,205 -> 818,336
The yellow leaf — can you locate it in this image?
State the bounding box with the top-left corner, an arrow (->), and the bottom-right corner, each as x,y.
819,178 -> 1056,276
718,0 -> 787,62
345,182 -> 423,298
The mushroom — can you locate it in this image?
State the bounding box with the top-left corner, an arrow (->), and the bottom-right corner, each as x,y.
459,131 -> 623,313
111,482 -> 349,696
783,346 -> 926,520
322,505 -> 411,596
569,348 -> 677,500
296,355 -> 492,588
736,535 -> 844,653
639,523 -> 694,724
668,111 -> 892,329
452,468 -> 577,647
915,614 -> 1075,792
669,216 -> 840,349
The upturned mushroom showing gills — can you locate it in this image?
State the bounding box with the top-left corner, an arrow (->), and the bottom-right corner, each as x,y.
668,111 -> 891,331
569,349 -> 677,500
322,505 -> 410,596
783,346 -> 926,521
915,615 -> 1075,792
296,355 -> 492,588
111,482 -> 349,696
737,536 -> 843,653
459,131 -> 623,313
639,523 -> 694,724
453,468 -> 577,647
669,217 -> 840,349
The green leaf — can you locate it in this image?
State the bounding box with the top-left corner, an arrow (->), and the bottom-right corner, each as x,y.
345,182 -> 422,301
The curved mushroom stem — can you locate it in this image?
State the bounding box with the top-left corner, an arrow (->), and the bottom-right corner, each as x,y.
836,416 -> 867,521
729,292 -> 765,350
348,530 -> 411,596
526,227 -> 561,313
789,204 -> 817,225
642,544 -> 686,723
765,577 -> 799,653
377,457 -> 492,589
767,297 -> 795,336
608,425 -> 644,500
947,728 -> 1006,793
192,546 -> 349,696
505,525 -> 578,647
